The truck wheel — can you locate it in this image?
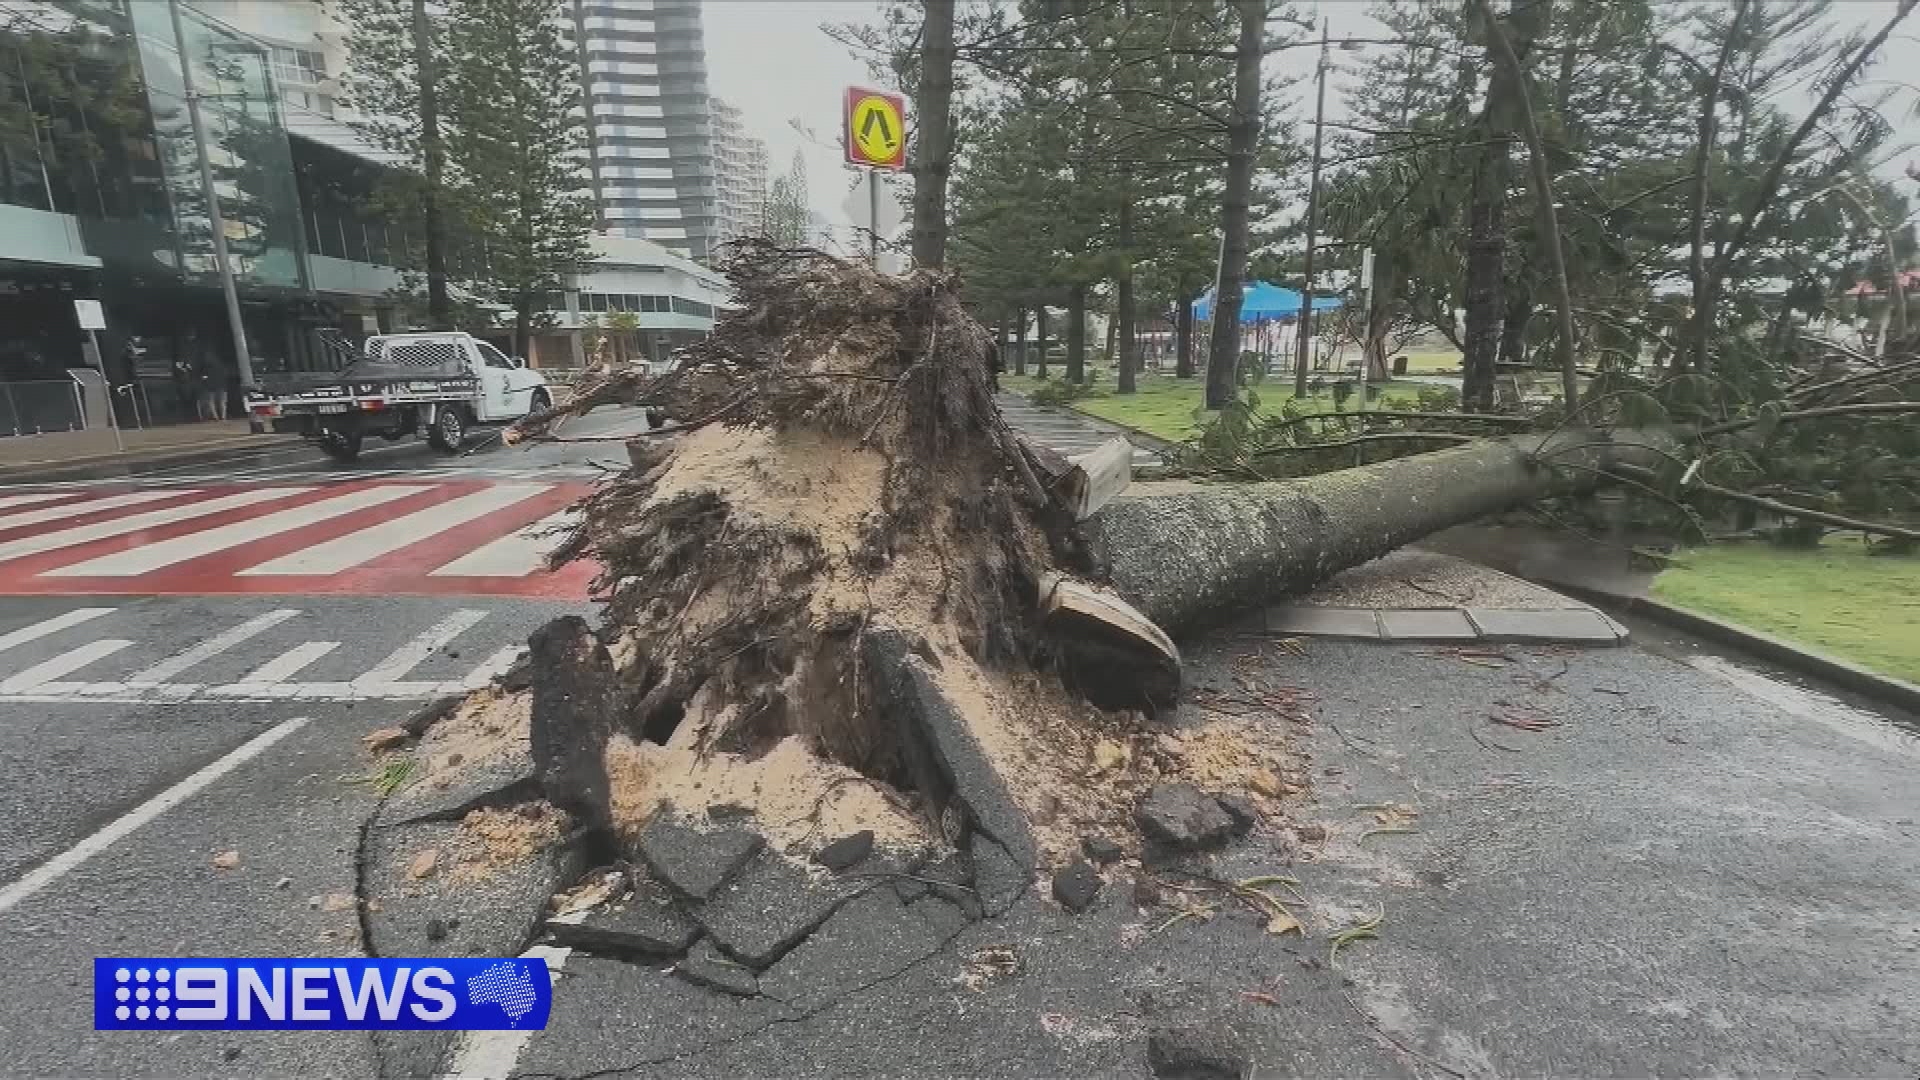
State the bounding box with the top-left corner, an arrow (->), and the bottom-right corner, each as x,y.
427,406 -> 466,453
319,430 -> 363,463
529,388 -> 552,413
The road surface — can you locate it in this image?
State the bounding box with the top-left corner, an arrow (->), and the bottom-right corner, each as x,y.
0,408 -> 1914,1078
0,409 -> 634,1076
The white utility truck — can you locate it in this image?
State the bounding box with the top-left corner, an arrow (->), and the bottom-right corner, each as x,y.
246,332 -> 552,462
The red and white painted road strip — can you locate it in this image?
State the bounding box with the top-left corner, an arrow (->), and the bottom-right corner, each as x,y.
240,484 -> 551,576
0,480 -> 597,598
43,487 -> 428,578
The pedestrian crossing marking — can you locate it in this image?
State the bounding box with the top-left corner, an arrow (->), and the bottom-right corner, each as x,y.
0,608 -> 115,653
44,486 -> 429,577
235,640 -> 338,686
0,489 -> 200,533
429,509 -> 579,577
0,606 -> 524,703
0,480 -> 595,598
0,488 -> 309,565
125,609 -> 302,685
1,638 -> 135,692
240,485 -> 550,577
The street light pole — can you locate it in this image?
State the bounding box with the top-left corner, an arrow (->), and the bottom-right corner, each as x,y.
167,0 -> 255,394
1292,17 -> 1329,398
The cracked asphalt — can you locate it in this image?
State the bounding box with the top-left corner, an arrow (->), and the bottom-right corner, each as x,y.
1,554 -> 1916,1076
513,617 -> 1920,1080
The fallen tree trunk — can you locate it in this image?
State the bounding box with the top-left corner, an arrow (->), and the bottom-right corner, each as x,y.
1082,429 -> 1682,635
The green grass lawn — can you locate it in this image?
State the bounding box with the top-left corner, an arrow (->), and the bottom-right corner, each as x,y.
1650,536 -> 1920,683
1001,371 -> 1428,441
1398,347 -> 1462,373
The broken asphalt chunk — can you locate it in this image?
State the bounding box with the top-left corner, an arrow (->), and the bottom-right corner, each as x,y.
1081,834 -> 1125,865
693,851 -> 867,970
812,830 -> 875,873
1051,858 -> 1102,913
1214,793 -> 1260,835
1135,783 -> 1238,851
544,889 -> 701,958
634,815 -> 765,902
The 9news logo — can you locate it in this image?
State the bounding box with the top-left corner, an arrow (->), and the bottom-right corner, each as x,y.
94,958 -> 551,1031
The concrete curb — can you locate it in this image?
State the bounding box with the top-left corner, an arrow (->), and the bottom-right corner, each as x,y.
1540,581 -> 1920,716
1258,603 -> 1629,646
0,433 -> 304,481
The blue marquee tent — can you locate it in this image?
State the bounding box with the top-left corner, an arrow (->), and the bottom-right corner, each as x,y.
1191,281 -> 1343,324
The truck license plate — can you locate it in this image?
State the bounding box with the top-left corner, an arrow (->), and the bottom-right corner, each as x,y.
318,404 -> 350,414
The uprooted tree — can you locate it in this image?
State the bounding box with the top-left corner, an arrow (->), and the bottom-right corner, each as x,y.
489,241 -> 1914,891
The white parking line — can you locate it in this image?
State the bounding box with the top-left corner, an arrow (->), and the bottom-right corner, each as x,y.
0,717 -> 309,916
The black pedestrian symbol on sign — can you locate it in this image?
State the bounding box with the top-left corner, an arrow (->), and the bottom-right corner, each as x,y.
861,107 -> 895,150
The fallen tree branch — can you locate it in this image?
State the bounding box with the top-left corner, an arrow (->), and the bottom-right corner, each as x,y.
1792,359 -> 1920,405
1686,480 -> 1920,541
1251,432 -> 1474,457
1696,400 -> 1920,437
1269,410 -> 1538,429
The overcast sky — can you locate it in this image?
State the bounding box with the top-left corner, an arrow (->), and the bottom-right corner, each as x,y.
702,0 -> 1920,247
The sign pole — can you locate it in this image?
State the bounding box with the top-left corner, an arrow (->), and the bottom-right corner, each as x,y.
168,0 -> 255,394
868,172 -> 880,268
1358,245 -> 1374,407
87,328 -> 124,452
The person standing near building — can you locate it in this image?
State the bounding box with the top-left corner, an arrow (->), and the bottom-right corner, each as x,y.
196,354 -> 227,422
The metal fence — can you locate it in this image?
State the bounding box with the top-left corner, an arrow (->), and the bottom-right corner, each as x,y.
0,380 -> 88,437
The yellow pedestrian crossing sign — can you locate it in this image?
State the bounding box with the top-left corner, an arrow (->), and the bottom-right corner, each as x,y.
844,87 -> 906,170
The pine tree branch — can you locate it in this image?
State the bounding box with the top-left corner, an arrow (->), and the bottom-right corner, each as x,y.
1688,480 -> 1920,541
1696,401 -> 1920,437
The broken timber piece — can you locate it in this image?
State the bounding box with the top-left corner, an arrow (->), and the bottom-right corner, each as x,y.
1016,436 -> 1134,520
1062,438 -> 1134,520
1039,572 -> 1180,709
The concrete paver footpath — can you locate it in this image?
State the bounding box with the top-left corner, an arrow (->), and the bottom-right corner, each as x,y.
995,392 -> 1164,468
0,420 -> 298,478
1260,549 -> 1628,645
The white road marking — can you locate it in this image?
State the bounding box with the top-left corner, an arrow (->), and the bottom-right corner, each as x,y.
0,717 -> 308,916
124,609 -> 304,685
0,608 -> 115,654
44,486 -> 429,576
0,492 -> 81,511
0,638 -> 134,691
354,608 -> 487,686
236,640 -> 339,685
442,943 -> 573,1080
429,509 -> 578,576
0,489 -> 197,531
0,487 -> 309,564
238,484 -> 550,575
460,645 -> 526,688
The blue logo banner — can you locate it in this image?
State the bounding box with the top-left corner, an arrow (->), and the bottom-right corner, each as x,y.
94,958 -> 552,1031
